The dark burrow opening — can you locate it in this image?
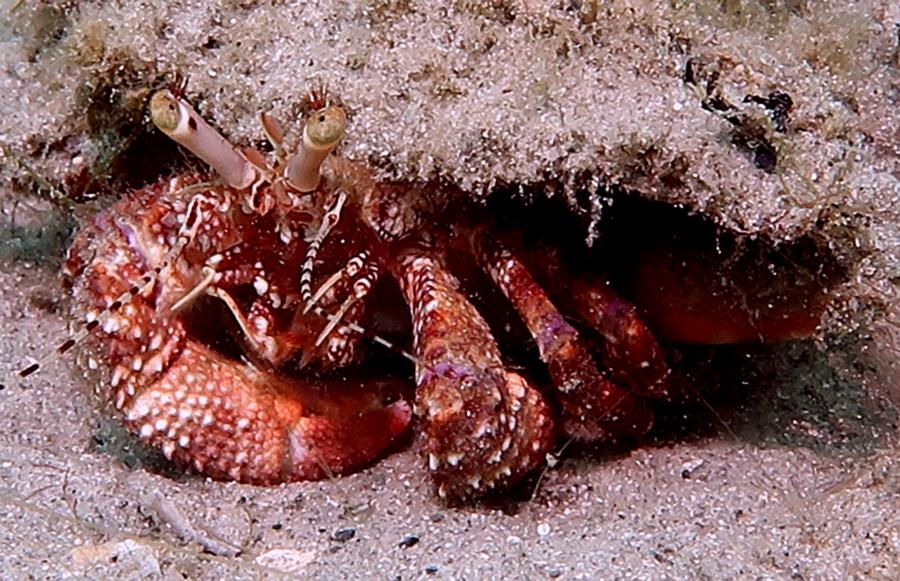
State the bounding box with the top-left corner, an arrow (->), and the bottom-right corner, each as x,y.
468,190 -> 879,453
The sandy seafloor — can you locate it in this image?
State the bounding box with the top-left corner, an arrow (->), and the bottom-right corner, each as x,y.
0,264 -> 898,580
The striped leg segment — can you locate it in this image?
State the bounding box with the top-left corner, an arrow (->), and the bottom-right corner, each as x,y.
292,250 -> 383,369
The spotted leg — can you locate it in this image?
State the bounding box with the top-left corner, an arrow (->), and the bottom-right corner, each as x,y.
396,248 -> 555,500
562,276 -> 672,400
477,241 -> 654,441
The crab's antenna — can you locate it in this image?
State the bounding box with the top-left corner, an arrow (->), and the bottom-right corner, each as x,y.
7,273 -> 159,386
285,104 -> 347,192
300,188 -> 348,304
4,191 -> 212,389
150,90 -> 257,190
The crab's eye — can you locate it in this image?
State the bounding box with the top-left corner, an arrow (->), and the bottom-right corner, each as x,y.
305,106 -> 347,148
149,90 -> 182,134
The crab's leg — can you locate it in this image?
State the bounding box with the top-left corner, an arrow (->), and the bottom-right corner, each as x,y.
396,248 -> 555,500
477,243 -> 653,442
562,276 -> 672,400
517,245 -> 672,401
304,250 -> 371,315
252,242 -> 384,370
296,257 -> 382,369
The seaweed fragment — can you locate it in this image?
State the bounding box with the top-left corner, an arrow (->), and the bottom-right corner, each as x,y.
684,57 -> 789,172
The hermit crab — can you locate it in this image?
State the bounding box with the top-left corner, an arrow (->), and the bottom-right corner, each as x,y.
49,84 -> 833,501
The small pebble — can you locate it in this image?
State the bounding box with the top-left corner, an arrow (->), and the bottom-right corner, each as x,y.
680,458 -> 705,479
254,549 -> 315,574
429,513 -> 445,523
68,540 -> 160,577
398,534 -> 420,548
537,522 -> 551,537
331,527 -> 356,542
425,565 -> 439,575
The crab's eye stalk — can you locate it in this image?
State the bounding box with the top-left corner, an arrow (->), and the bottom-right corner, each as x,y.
286,106 -> 348,192
305,106 -> 347,148
149,90 -> 181,134
148,89 -> 256,190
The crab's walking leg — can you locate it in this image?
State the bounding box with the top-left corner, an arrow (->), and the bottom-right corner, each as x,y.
284,249 -> 383,369
478,243 -> 653,441
299,257 -> 382,369
304,250 -> 372,315
311,260 -> 380,350
396,249 -> 555,500
564,277 -> 672,400
518,245 -> 672,401
125,341 -> 411,483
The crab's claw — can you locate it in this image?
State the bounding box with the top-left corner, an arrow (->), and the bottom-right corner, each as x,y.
284,400 -> 412,481
123,341 -> 411,483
